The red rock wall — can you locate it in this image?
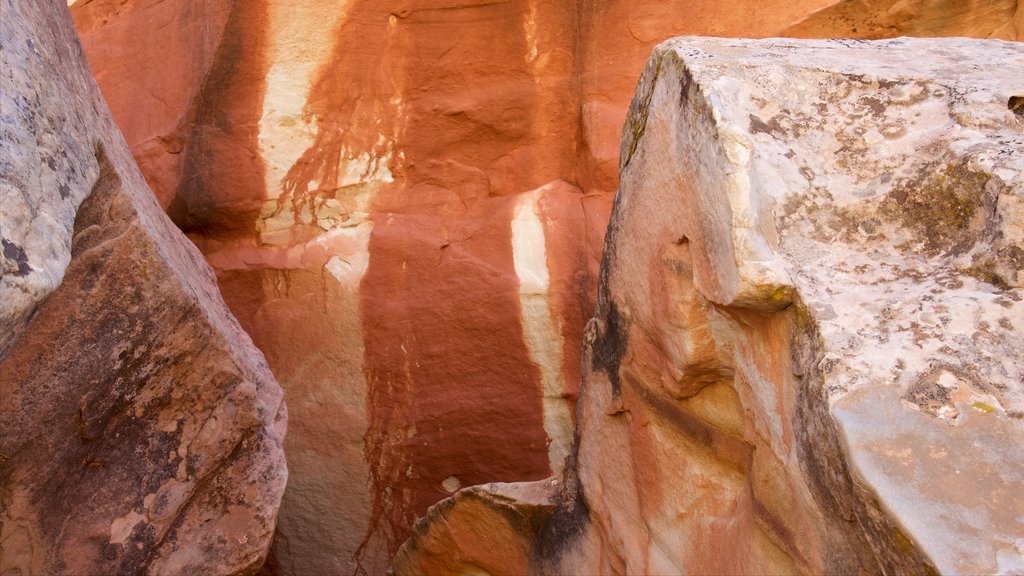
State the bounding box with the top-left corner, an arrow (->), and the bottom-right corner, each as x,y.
69,1 -> 1023,573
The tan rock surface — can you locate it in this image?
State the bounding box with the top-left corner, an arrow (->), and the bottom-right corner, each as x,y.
783,0 -> 1024,40
69,1 -> 1023,573
0,1 -> 286,573
395,36 -> 1024,575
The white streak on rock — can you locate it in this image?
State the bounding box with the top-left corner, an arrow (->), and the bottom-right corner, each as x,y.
511,187 -> 572,473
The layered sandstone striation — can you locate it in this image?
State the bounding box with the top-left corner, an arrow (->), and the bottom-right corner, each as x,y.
783,0 -> 1024,39
69,1 -> 1024,573
0,1 -> 286,573
394,37 -> 1024,575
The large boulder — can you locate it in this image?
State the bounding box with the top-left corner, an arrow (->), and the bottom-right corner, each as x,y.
0,1 -> 286,574
393,36 -> 1024,575
69,1 -> 1023,572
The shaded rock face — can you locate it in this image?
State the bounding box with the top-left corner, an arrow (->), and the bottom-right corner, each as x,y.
69,1 -> 1023,573
783,0 -> 1024,39
0,1 -> 286,574
393,37 -> 1024,575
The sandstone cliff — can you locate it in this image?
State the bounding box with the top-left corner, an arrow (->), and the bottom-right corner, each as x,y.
0,1 -> 286,573
394,36 -> 1024,575
67,1 -> 1023,573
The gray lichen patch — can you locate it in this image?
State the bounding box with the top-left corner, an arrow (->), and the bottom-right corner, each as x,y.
1,238 -> 32,277
902,365 -> 980,423
880,159 -> 993,257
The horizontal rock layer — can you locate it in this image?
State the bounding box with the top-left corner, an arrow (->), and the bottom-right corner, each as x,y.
393,36 -> 1024,575
69,1 -> 1023,573
0,0 -> 287,574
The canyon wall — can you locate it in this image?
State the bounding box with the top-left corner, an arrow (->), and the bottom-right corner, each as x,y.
394,36 -> 1024,575
69,0 -> 1023,573
0,0 -> 286,574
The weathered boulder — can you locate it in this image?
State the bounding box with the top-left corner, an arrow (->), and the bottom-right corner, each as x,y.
69,1 -> 1024,572
394,36 -> 1024,575
0,1 -> 286,574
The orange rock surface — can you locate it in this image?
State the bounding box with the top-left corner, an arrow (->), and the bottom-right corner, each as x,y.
69,1 -> 1023,573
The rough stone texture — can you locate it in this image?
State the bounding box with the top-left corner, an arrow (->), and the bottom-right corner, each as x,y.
392,480 -> 558,575
394,37 -> 1024,575
69,1 -> 1024,573
783,0 -> 1024,39
0,1 -> 286,574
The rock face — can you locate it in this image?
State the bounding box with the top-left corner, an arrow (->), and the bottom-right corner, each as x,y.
393,37 -> 1024,575
783,0 -> 1024,39
0,1 -> 286,574
69,1 -> 1024,573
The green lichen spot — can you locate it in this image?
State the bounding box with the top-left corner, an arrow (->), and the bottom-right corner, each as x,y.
971,401 -> 996,414
959,259 -> 1010,290
770,287 -> 790,302
620,56 -> 663,172
893,526 -> 915,554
